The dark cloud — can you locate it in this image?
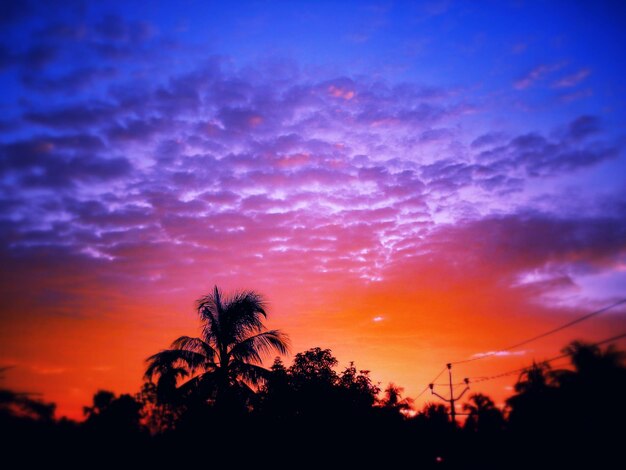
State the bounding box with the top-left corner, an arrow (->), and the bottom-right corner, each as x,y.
0,43 -> 58,71
476,116 -> 619,177
427,211 -> 626,274
0,0 -> 33,25
22,44 -> 58,68
0,136 -> 131,188
25,103 -> 119,130
94,14 -> 154,43
470,132 -> 506,149
419,128 -> 454,143
107,117 -> 171,143
567,115 -> 601,140
21,66 -> 117,93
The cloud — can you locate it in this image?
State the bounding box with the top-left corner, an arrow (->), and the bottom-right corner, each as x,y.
21,66 -> 117,93
475,115 -> 618,177
25,103 -> 120,130
424,211 -> 626,277
471,350 -> 526,359
31,365 -> 67,375
94,14 -> 155,43
514,62 -> 565,90
0,0 -> 33,25
566,115 -> 601,140
0,43 -> 58,70
0,136 -> 132,188
0,15 -> 623,409
552,68 -> 591,88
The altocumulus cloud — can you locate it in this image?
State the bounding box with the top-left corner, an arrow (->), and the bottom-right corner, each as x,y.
0,3 -> 625,324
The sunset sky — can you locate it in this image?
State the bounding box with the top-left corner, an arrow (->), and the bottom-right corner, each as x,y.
1,0 -> 625,419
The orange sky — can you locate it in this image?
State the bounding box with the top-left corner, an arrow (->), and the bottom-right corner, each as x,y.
2,255 -> 624,420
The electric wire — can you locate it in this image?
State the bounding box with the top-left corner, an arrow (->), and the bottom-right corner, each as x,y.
416,366 -> 447,398
466,331 -> 626,384
415,298 -> 625,401
450,298 -> 626,365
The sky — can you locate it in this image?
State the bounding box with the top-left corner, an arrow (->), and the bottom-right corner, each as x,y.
1,0 -> 625,419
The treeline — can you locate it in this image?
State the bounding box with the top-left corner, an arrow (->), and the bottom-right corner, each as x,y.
2,341 -> 625,468
2,287 -> 625,468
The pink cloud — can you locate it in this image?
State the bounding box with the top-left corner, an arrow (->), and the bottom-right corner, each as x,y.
471,350 -> 526,359
329,84 -> 355,100
552,68 -> 591,88
514,62 -> 565,90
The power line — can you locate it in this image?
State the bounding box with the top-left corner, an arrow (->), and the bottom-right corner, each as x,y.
451,298 -> 626,366
428,364 -> 470,424
467,331 -> 626,384
415,299 -> 625,401
416,366 -> 447,398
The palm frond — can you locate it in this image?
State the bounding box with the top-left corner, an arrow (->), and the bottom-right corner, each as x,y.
175,371 -> 218,400
170,336 -> 217,361
229,330 -> 290,364
230,361 -> 272,387
145,349 -> 214,379
196,286 -> 222,344
221,290 -> 268,343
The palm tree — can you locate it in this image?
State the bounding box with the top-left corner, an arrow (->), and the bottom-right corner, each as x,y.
145,286 -> 289,411
462,393 -> 504,433
380,383 -> 413,416
506,361 -> 558,430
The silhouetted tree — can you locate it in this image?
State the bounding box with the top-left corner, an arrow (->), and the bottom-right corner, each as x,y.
145,286 -> 289,416
258,357 -> 291,418
504,340 -> 626,468
137,382 -> 180,434
258,347 -> 382,426
549,341 -> 626,437
337,362 -> 381,413
380,383 -> 413,417
0,389 -> 55,422
83,390 -> 143,434
462,393 -> 504,433
289,347 -> 338,385
553,340 -> 626,389
505,360 -> 557,430
417,402 -> 450,429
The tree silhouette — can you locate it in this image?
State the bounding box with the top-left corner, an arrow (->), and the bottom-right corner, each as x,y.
462,393 -> 504,433
83,390 -> 143,434
289,347 -> 338,385
504,340 -> 626,468
380,383 -> 413,413
0,389 -> 55,422
553,340 -> 625,388
137,382 -> 180,434
505,360 -> 557,430
145,286 -> 289,414
550,341 -> 626,441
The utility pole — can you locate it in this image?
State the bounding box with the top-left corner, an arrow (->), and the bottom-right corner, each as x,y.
429,363 -> 470,425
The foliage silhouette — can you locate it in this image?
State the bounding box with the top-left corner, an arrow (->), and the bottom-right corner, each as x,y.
462,393 -> 505,433
145,286 -> 289,418
83,390 -> 143,434
0,388 -> 55,422
380,383 -> 413,417
2,334 -> 625,469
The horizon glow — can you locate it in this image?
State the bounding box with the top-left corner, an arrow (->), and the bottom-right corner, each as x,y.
1,0 -> 625,419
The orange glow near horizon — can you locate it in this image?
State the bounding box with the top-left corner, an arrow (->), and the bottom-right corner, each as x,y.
1,269 -> 623,420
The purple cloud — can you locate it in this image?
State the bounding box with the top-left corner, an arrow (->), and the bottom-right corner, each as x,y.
514,62 -> 565,90
553,68 -> 591,88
